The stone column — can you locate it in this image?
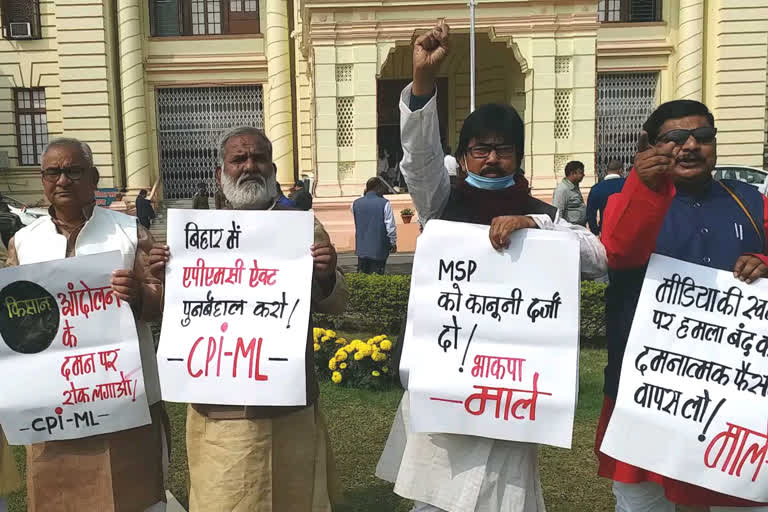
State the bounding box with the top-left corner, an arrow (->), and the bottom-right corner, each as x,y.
266,0 -> 295,185
117,0 -> 151,190
676,0 -> 704,100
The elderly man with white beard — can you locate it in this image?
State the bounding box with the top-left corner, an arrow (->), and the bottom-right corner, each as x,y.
150,126 -> 348,512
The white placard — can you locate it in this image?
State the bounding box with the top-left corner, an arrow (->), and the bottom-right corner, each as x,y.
602,254 -> 768,501
157,209 -> 313,406
0,251 -> 150,444
406,220 -> 581,448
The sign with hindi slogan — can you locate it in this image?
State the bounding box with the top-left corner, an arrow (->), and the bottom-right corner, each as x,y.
0,251 -> 151,445
157,209 -> 313,406
602,254 -> 768,501
406,220 -> 581,448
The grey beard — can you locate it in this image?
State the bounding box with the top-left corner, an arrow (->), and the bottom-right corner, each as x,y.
220,171 -> 277,210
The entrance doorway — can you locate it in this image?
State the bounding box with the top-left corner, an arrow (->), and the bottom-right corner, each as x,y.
376,78 -> 448,191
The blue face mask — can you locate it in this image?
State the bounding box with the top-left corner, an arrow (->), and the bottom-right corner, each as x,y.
464,171 -> 516,190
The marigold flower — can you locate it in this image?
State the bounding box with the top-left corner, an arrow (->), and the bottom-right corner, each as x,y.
331,371 -> 342,384
328,358 -> 337,370
313,343 -> 320,352
335,350 -> 348,361
380,340 -> 393,351
321,335 -> 330,342
372,371 -> 381,377
354,352 -> 365,360
340,362 -> 347,369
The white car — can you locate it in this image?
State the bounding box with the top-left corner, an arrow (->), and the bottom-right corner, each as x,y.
712,165 -> 768,195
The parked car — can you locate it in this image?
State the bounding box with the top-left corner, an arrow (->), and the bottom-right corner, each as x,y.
713,165 -> 768,194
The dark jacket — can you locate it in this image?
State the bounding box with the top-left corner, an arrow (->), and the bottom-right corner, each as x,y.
135,196 -> 155,221
352,192 -> 391,261
586,175 -> 625,235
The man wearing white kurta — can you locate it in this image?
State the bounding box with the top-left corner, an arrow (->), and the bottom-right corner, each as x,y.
5,138 -> 166,511
375,21 -> 607,512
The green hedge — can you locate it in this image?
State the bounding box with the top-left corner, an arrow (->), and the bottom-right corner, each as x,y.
313,273 -> 411,332
314,273 -> 608,342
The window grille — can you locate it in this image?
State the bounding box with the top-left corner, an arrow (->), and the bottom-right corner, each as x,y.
555,57 -> 571,74
554,89 -> 571,140
336,64 -> 352,82
338,162 -> 354,181
156,85 -> 264,199
1,0 -> 42,40
596,72 -> 658,179
14,88 -> 47,166
337,97 -> 354,148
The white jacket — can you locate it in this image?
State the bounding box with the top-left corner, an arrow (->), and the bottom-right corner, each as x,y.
14,206 -> 161,405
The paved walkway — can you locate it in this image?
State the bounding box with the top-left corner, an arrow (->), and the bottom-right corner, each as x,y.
337,252 -> 414,275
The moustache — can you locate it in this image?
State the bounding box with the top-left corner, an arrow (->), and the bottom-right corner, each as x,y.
480,167 -> 504,176
237,174 -> 266,186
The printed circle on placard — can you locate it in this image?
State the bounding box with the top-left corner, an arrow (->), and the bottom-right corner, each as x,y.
0,280 -> 60,354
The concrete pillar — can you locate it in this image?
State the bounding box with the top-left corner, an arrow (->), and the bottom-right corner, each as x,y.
117,0 -> 151,189
676,0 -> 704,100
266,0 -> 295,185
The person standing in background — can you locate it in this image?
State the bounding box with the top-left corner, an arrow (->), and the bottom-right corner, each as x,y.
136,189 -> 156,229
290,181 -> 314,211
192,181 -> 209,210
552,160 -> 587,226
352,177 -> 397,274
443,144 -> 458,186
586,159 -> 625,236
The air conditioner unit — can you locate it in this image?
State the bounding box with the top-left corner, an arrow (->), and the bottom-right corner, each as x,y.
8,22 -> 32,39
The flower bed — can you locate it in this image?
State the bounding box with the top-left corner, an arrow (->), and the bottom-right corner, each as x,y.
313,327 -> 396,390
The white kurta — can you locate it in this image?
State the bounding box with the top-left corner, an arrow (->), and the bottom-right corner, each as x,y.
375,83 -> 607,512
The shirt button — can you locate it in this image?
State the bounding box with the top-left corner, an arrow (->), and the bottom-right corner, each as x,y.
694,202 -> 702,208
703,256 -> 711,264
701,227 -> 709,234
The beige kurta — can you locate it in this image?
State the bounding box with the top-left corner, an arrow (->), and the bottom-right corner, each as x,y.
6,208 -> 167,512
187,402 -> 340,512
186,216 -> 348,512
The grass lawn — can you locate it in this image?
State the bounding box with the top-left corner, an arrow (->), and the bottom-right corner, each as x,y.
6,347 -> 614,511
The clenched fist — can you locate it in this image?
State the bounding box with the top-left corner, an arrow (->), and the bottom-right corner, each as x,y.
412,20 -> 450,97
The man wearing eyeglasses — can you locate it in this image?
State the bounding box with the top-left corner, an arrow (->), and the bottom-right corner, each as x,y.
4,138 -> 167,511
375,20 -> 606,512
597,100 -> 768,511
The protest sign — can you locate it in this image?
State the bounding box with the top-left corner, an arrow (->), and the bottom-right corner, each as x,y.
0,251 -> 151,445
406,220 -> 581,448
602,254 -> 768,501
157,209 -> 314,406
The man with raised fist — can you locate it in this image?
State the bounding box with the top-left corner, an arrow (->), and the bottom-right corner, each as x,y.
375,20 -> 606,512
598,100 -> 768,511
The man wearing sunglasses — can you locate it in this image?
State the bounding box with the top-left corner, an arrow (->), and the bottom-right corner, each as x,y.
375,20 -> 606,512
597,100 -> 768,511
4,138 -> 167,511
